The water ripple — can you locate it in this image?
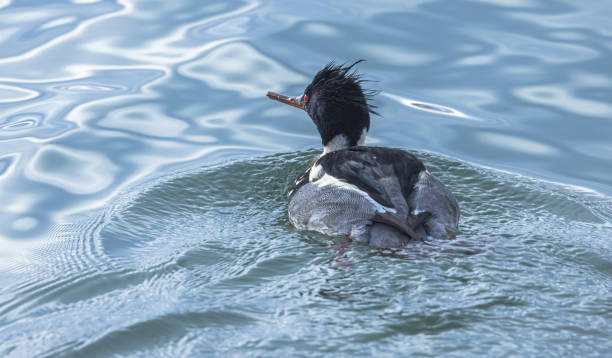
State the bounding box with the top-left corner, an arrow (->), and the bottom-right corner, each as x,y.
2,151 -> 611,356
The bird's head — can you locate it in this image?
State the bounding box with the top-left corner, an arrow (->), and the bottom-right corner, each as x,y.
267,60 -> 378,153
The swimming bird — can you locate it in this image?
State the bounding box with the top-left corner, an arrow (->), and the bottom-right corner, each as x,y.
267,60 -> 459,248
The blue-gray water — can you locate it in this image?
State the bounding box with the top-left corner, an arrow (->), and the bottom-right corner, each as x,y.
1,0 -> 611,356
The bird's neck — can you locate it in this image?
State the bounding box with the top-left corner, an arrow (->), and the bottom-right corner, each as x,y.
322,128 -> 367,154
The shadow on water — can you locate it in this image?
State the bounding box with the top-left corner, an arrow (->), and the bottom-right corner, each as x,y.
1,150 -> 611,356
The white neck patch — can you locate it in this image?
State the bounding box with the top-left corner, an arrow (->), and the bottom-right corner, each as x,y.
322,128 -> 368,154
323,134 -> 348,154
357,127 -> 367,146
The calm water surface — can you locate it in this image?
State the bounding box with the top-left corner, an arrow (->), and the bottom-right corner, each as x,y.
1,0 -> 611,356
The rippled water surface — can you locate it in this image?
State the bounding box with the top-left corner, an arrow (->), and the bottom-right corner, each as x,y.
1,0 -> 611,356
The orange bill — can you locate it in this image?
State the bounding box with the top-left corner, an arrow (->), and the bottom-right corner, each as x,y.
266,91 -> 304,110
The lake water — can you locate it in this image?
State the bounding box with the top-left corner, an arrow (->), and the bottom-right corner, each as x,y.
1,0 -> 611,356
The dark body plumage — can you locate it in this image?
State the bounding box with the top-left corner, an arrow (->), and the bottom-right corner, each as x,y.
290,147 -> 423,208
288,146 -> 459,247
268,61 -> 459,248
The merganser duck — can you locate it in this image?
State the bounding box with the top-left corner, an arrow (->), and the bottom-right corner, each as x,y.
267,60 -> 459,248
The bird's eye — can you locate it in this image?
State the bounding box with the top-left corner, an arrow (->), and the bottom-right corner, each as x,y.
303,94 -> 308,103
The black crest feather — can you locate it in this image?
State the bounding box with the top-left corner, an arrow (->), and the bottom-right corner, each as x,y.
306,59 -> 379,116
303,59 -> 378,147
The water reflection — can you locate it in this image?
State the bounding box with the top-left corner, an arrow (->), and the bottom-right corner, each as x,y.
99,104 -> 189,138
514,85 -> 612,116
357,43 -> 436,66
50,83 -> 126,93
0,0 -> 123,60
25,145 -> 119,195
383,92 -> 472,119
0,84 -> 38,103
478,131 -> 558,155
178,42 -> 307,98
0,153 -> 18,178
0,113 -> 43,131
